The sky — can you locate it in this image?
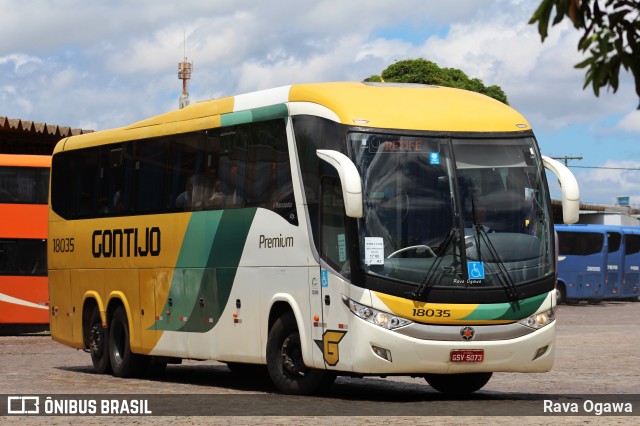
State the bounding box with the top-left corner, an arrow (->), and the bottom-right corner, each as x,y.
1,0 -> 639,207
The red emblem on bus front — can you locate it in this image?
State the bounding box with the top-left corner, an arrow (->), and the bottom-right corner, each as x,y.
460,326 -> 475,340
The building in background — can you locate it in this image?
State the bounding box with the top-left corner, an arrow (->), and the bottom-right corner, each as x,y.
0,117 -> 92,155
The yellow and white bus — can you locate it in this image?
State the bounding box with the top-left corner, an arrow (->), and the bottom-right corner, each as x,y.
49,82 -> 579,394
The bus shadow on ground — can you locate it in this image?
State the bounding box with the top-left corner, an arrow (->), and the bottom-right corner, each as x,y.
57,362 -> 560,403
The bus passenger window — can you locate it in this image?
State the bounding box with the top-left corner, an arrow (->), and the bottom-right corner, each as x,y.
176,175 -> 194,211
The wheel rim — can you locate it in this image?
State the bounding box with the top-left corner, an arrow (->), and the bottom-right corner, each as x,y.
280,333 -> 307,378
90,324 -> 105,358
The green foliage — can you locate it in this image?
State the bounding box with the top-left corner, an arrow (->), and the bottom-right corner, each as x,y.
364,75 -> 383,82
529,0 -> 640,108
365,59 -> 509,104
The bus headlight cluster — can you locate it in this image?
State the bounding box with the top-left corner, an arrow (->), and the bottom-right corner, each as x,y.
344,297 -> 412,330
518,308 -> 555,329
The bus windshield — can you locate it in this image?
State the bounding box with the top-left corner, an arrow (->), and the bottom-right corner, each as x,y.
350,133 -> 552,293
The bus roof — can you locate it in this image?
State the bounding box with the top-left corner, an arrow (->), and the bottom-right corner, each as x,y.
0,154 -> 51,168
54,82 -> 531,153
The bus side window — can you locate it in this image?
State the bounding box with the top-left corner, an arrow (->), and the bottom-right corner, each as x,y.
218,127 -> 248,209
76,149 -> 101,218
97,145 -> 127,216
245,119 -> 296,224
51,153 -> 74,219
132,139 -> 167,214
167,134 -> 203,212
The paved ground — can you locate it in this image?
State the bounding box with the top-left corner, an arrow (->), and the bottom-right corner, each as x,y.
1,301 -> 639,424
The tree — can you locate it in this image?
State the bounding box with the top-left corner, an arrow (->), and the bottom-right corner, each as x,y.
529,0 -> 640,108
364,59 -> 509,104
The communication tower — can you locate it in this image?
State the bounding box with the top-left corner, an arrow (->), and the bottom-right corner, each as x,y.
178,58 -> 192,109
178,37 -> 192,110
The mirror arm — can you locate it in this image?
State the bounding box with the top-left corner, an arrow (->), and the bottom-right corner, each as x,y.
542,155 -> 580,224
316,149 -> 363,218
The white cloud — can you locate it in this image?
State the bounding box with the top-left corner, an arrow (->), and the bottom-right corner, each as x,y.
573,161 -> 640,206
0,53 -> 42,71
412,12 -> 638,133
0,0 -> 637,139
15,97 -> 34,115
616,110 -> 640,133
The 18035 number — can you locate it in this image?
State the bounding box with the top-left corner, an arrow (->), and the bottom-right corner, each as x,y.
52,238 -> 75,253
412,308 -> 451,318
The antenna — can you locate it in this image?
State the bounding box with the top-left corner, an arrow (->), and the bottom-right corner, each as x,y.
178,30 -> 192,109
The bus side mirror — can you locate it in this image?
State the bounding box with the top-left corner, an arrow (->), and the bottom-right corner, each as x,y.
316,149 -> 363,218
542,155 -> 580,224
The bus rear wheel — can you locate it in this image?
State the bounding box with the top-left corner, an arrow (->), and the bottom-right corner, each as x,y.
88,306 -> 111,374
108,306 -> 145,378
425,372 -> 492,394
266,312 -> 335,395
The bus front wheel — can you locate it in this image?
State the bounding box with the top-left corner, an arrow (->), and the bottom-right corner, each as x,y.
88,306 -> 111,374
266,312 -> 335,395
425,372 -> 492,394
555,283 -> 566,305
108,306 -> 144,378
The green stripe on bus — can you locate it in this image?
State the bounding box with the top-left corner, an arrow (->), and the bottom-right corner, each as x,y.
460,293 -> 547,321
180,208 -> 257,332
220,104 -> 288,126
153,208 -> 257,333
177,211 -> 223,267
495,293 -> 548,320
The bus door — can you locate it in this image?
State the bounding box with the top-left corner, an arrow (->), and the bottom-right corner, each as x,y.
316,176 -> 352,370
556,228 -> 606,301
580,231 -> 607,301
622,227 -> 640,300
605,229 -> 624,299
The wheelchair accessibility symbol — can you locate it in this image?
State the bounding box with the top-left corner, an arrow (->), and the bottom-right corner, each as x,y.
429,152 -> 440,165
467,261 -> 485,279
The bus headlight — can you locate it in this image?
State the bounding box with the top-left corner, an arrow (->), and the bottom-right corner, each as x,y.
344,297 -> 412,330
518,308 -> 555,329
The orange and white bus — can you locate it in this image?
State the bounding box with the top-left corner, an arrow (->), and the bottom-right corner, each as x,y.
0,154 -> 50,333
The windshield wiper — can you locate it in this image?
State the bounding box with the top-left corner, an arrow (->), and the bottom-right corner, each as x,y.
468,194 -> 523,301
406,226 -> 461,301
473,225 -> 523,301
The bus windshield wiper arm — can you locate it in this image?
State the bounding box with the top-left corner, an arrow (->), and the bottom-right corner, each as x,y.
407,226 -> 460,301
473,224 -> 523,301
468,192 -> 522,301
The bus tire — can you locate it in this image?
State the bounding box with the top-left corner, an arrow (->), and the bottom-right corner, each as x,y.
425,372 -> 492,394
88,306 -> 111,374
108,306 -> 144,378
266,311 -> 335,395
555,283 -> 566,305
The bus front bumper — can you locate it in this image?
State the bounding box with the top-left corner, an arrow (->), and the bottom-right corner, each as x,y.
337,318 -> 555,375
